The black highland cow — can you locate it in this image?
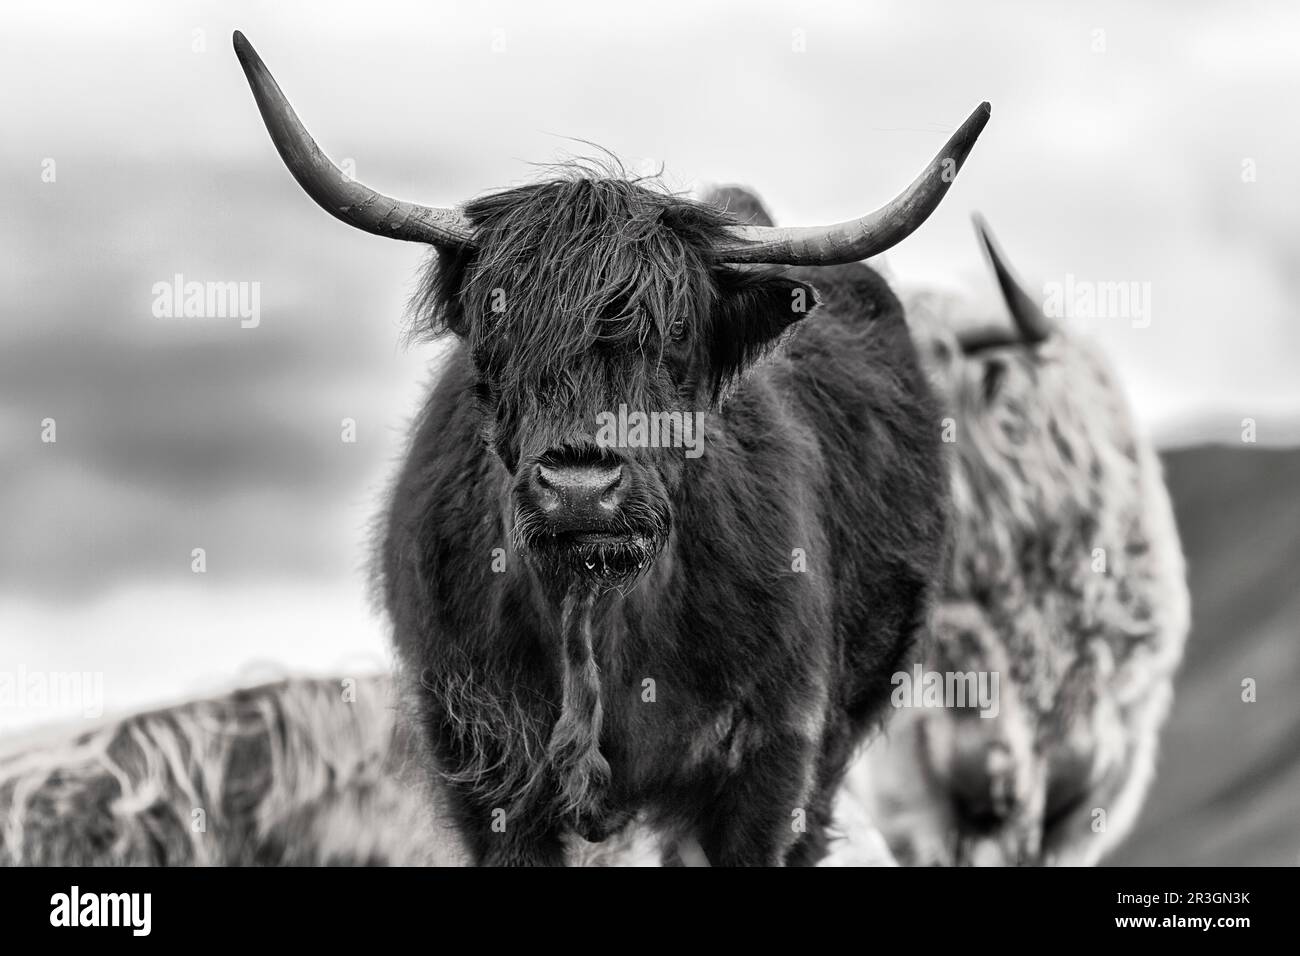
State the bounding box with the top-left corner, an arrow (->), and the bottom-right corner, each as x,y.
234,32 -> 990,865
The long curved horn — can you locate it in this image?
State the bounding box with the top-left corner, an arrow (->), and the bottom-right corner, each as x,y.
958,214 -> 1053,352
232,31 -> 475,248
712,103 -> 990,265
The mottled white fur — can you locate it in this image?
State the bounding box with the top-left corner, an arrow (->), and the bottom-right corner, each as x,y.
0,677 -> 461,866
844,285 -> 1189,866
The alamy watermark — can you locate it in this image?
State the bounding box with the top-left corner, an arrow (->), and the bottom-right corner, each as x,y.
891,664 -> 1000,718
50,886 -> 151,936
1042,274 -> 1151,329
0,666 -> 104,719
595,404 -> 705,459
151,274 -> 261,328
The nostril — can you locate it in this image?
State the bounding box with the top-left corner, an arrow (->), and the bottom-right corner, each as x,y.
599,466 -> 625,502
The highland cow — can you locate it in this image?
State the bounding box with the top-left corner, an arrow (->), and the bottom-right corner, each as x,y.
845,220 -> 1190,866
234,32 -> 990,865
0,678 -> 451,866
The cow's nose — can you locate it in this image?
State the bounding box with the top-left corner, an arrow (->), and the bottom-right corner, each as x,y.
531,461 -> 626,529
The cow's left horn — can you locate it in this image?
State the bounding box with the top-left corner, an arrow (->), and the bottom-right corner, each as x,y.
958,215 -> 1054,352
712,102 -> 990,265
233,31 -> 476,248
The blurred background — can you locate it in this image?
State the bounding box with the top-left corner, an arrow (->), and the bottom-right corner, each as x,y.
1,0 -> 1297,863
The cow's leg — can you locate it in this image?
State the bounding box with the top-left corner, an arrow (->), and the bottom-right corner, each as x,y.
782,778 -> 838,866
477,831 -> 567,867
784,709 -> 859,866
696,732 -> 820,867
443,785 -> 567,867
417,704 -> 564,865
414,655 -> 565,865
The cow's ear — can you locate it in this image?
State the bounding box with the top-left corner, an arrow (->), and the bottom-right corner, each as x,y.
410,247 -> 472,338
707,271 -> 819,395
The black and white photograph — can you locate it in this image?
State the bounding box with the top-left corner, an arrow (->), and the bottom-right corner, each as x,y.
1,0 -> 1295,930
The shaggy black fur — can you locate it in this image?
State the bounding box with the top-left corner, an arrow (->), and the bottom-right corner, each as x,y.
379,172 -> 949,865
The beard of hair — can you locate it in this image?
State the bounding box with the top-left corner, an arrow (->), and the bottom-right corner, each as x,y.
514,587 -> 628,841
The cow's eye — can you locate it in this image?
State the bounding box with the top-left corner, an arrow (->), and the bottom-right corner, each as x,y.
669,317 -> 686,340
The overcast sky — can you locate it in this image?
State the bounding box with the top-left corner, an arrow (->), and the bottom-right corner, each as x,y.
2,0 -> 1298,730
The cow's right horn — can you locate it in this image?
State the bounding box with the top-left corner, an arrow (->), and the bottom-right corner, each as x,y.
958,215 -> 1054,352
233,31 -> 476,249
712,102 -> 991,266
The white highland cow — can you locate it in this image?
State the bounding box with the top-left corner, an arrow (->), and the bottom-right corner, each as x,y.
843,218 -> 1190,865
0,677 -> 459,866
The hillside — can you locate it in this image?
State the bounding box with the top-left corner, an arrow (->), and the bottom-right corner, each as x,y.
1108,445 -> 1300,866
